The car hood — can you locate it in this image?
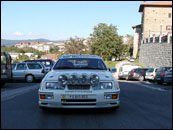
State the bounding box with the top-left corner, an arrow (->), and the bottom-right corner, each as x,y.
44,69 -> 115,81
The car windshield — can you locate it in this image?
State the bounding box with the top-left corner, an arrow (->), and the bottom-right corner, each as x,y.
53,58 -> 107,70
130,69 -> 137,72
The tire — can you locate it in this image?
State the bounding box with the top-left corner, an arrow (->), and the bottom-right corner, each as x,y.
109,106 -> 120,111
157,81 -> 163,85
39,106 -> 49,111
139,76 -> 144,81
118,77 -> 122,80
26,75 -> 34,83
166,83 -> 171,85
1,81 -> 5,87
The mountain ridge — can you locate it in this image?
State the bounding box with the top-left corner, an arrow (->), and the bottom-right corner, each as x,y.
1,38 -> 65,47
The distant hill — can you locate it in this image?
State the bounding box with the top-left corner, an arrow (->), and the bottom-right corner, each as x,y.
1,39 -> 64,47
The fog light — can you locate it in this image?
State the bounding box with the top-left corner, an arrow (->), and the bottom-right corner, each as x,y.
104,93 -> 118,99
104,94 -> 112,99
112,94 -> 118,99
40,94 -> 46,99
46,94 -> 54,99
40,93 -> 54,99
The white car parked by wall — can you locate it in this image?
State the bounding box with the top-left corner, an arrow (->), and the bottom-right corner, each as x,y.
118,64 -> 139,80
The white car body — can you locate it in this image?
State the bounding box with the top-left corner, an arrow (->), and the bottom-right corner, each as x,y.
128,58 -> 135,62
145,68 -> 157,81
118,64 -> 139,79
38,55 -> 120,109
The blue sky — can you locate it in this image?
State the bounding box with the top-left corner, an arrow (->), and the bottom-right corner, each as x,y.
1,1 -> 166,40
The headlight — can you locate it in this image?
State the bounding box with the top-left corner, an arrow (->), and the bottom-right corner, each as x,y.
46,82 -> 65,90
69,74 -> 78,84
90,74 -> 99,85
79,74 -> 89,84
58,75 -> 68,86
93,82 -> 113,90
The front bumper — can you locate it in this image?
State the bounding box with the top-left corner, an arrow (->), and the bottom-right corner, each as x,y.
38,90 -> 120,108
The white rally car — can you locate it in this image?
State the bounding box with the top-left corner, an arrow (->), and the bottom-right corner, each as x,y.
38,54 -> 120,109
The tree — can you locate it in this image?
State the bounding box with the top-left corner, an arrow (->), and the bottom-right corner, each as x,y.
89,23 -> 125,61
49,45 -> 61,54
64,36 -> 88,54
125,34 -> 134,56
15,54 -> 29,62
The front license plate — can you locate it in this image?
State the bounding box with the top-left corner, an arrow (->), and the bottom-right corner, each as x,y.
69,95 -> 88,99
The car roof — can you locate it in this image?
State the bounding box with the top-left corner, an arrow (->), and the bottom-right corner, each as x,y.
15,62 -> 41,64
24,59 -> 53,61
59,54 -> 101,59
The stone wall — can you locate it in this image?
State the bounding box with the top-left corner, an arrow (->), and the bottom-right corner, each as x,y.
139,43 -> 172,68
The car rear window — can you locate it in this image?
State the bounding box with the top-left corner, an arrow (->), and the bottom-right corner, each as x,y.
146,68 -> 154,72
27,63 -> 42,69
131,69 -> 137,72
41,61 -> 51,66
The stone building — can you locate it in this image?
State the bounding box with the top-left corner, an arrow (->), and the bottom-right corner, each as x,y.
132,24 -> 141,58
139,2 -> 172,39
137,1 -> 172,68
132,1 -> 172,59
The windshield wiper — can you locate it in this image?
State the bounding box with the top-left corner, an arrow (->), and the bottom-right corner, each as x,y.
54,67 -> 74,69
54,67 -> 105,70
80,67 -> 105,70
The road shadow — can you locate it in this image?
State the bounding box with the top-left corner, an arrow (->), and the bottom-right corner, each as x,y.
40,107 -> 120,115
1,80 -> 41,89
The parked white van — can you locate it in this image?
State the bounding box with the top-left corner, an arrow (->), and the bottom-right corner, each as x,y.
118,64 -> 139,80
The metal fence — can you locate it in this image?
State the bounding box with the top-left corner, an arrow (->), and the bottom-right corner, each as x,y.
142,34 -> 172,44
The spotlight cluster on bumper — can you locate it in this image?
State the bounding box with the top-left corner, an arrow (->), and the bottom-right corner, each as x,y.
39,73 -> 120,109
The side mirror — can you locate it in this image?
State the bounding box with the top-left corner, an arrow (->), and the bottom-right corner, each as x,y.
109,68 -> 117,73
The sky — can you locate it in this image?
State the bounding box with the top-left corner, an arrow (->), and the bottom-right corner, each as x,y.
1,1 -> 167,40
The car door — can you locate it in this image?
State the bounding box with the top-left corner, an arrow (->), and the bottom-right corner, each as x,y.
13,63 -> 27,79
27,63 -> 43,78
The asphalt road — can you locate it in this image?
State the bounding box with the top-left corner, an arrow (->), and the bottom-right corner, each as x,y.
1,81 -> 172,129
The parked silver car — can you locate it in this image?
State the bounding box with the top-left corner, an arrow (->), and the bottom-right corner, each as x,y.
164,68 -> 172,85
12,62 -> 47,83
145,68 -> 158,81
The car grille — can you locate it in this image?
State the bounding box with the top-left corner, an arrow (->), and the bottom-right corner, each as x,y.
61,99 -> 96,106
68,85 -> 90,90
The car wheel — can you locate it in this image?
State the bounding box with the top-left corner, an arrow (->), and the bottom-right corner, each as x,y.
166,83 -> 171,85
1,81 -> 5,87
39,106 -> 49,111
26,75 -> 34,83
157,81 -> 162,85
139,76 -> 144,81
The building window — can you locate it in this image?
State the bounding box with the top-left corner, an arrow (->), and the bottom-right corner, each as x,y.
166,25 -> 172,30
168,13 -> 172,18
